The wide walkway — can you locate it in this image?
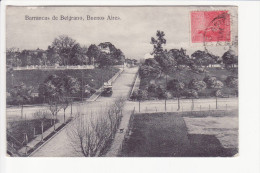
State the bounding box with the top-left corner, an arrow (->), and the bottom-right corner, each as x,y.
30,67 -> 138,157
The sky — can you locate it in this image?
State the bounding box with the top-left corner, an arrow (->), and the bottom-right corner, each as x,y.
6,6 -> 238,59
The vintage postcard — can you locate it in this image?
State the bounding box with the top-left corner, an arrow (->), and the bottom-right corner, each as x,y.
6,6 -> 238,157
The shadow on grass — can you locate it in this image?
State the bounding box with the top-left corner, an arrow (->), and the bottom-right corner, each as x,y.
188,134 -> 238,157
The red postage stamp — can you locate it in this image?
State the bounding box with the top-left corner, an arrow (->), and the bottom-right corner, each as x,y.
191,11 -> 231,43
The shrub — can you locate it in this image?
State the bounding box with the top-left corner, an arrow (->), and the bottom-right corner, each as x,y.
213,89 -> 222,97
156,85 -> 167,99
130,90 -> 138,100
188,79 -> 207,91
214,80 -> 224,89
139,65 -> 161,79
184,89 -> 199,98
137,89 -> 148,100
225,76 -> 238,88
147,84 -> 157,93
203,76 -> 217,89
167,79 -> 185,98
165,92 -> 173,99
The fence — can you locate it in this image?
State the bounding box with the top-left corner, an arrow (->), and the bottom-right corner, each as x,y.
133,98 -> 238,114
128,72 -> 140,100
13,65 -> 95,71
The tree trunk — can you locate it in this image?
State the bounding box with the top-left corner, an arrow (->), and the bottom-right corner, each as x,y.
139,100 -> 140,112
165,75 -> 168,86
165,99 -> 167,111
63,109 -> 66,124
41,122 -> 44,142
21,104 -> 23,119
177,97 -> 180,111
53,116 -> 56,131
216,96 -> 218,109
70,102 -> 73,117
192,98 -> 194,110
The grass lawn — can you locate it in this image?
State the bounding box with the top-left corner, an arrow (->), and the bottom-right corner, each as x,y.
121,111 -> 238,157
140,67 -> 238,97
6,67 -> 119,104
7,67 -> 119,92
7,118 -> 57,150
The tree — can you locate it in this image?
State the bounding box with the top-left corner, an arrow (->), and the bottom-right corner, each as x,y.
20,50 -> 32,66
213,89 -> 222,109
188,79 -> 207,92
188,79 -> 206,109
185,89 -> 198,110
139,64 -> 161,79
46,46 -> 61,65
203,76 -> 217,89
62,75 -> 80,121
98,42 -> 125,65
222,50 -> 238,68
99,53 -> 114,67
225,76 -> 238,89
169,48 -> 189,69
67,112 -> 110,157
107,97 -> 126,138
151,30 -> 166,55
154,51 -> 176,79
10,83 -> 32,118
70,44 -> 89,65
86,44 -> 101,65
136,89 -> 148,112
6,47 -> 21,67
33,110 -> 50,142
51,35 -> 77,66
167,79 -> 185,110
42,53 -> 48,66
191,50 -> 216,69
157,85 -> 167,99
39,75 -> 64,131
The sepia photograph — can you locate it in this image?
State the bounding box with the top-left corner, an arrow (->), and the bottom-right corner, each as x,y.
5,6 -> 238,157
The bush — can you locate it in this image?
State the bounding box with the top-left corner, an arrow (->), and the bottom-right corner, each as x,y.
7,118 -> 56,149
184,89 -> 199,98
137,89 -> 148,100
203,76 -> 217,89
214,80 -> 224,89
165,92 -> 173,99
225,76 -> 238,88
156,85 -> 167,99
147,84 -> 157,93
130,90 -> 138,100
139,65 -> 161,79
212,89 -> 222,97
188,79 -> 207,91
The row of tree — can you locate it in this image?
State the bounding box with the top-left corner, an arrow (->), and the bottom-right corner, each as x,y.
132,75 -> 238,109
9,74 -> 81,126
134,30 -> 238,110
7,35 -> 125,67
67,97 -> 126,157
139,31 -> 238,80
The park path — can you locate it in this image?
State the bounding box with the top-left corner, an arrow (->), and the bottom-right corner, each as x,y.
30,67 -> 139,157
105,102 -> 135,157
18,122 -> 62,155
